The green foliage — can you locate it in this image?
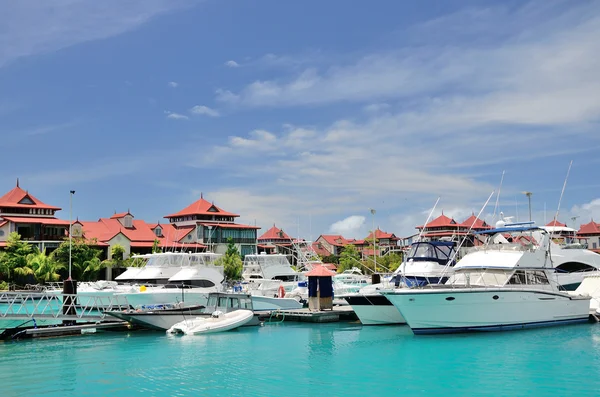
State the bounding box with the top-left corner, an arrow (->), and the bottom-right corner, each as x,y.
151,239 -> 161,254
338,244 -> 361,273
0,232 -> 37,282
27,250 -> 65,283
0,281 -> 8,290
218,238 -> 243,281
321,255 -> 340,264
50,237 -> 104,280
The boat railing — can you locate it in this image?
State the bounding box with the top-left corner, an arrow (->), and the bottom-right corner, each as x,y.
0,291 -> 131,321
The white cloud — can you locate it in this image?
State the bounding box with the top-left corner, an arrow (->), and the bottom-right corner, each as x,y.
329,216 -> 366,238
224,60 -> 240,68
0,1 -> 195,68
168,81 -> 179,88
165,112 -> 188,120
190,105 -> 220,117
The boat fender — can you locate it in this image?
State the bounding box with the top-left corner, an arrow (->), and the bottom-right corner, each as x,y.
278,285 -> 286,298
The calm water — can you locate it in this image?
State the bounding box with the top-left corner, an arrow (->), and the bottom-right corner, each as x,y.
1,322 -> 600,396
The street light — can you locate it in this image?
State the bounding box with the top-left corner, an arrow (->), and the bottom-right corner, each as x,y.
369,208 -> 376,271
522,191 -> 533,222
68,190 -> 75,280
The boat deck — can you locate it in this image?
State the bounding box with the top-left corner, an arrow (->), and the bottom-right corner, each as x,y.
262,305 -> 357,323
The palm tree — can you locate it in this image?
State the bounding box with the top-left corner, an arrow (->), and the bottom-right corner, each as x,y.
82,257 -> 111,281
27,250 -> 65,283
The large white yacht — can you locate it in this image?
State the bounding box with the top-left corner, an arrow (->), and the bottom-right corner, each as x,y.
381,225 -> 591,334
343,241 -> 456,325
116,252 -> 224,308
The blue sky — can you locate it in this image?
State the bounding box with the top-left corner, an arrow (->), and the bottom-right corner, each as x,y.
1,0 -> 600,239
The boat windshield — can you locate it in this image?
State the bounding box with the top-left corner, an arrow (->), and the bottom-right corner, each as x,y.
446,269 -> 512,287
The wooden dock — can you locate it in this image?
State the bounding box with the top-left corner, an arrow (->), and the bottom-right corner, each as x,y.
262,305 -> 358,323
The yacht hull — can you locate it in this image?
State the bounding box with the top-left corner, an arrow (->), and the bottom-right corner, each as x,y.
250,296 -> 303,311
117,289 -> 213,308
383,288 -> 590,334
343,294 -> 406,325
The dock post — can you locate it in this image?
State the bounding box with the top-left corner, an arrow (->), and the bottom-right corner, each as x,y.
62,280 -> 78,325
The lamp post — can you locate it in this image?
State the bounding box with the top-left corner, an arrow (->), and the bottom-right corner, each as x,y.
68,190 -> 75,280
523,191 -> 533,222
369,208 -> 376,271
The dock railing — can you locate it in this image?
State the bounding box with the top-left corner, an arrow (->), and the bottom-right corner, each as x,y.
0,291 -> 131,322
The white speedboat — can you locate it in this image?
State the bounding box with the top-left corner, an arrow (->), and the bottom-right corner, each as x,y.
106,292 -> 260,330
167,309 -> 254,335
381,225 -> 591,334
343,241 -> 457,325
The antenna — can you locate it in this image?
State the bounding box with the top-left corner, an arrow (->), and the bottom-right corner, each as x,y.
554,160 -> 573,224
416,196 -> 441,243
491,170 -> 505,222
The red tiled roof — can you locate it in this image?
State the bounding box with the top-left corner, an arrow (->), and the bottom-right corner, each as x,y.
578,220 -> 600,235
352,239 -> 367,245
305,265 -> 335,277
546,219 -> 567,227
322,263 -> 337,271
460,215 -> 491,229
365,228 -> 399,241
0,184 -> 61,210
258,224 -> 293,241
318,234 -> 352,247
1,216 -> 70,226
110,212 -> 133,219
416,213 -> 459,229
312,242 -> 332,257
0,220 -> 6,228
164,197 -> 239,218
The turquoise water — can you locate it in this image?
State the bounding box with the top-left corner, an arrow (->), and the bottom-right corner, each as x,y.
2,322 -> 600,396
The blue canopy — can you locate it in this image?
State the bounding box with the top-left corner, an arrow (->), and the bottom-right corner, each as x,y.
475,226 -> 542,235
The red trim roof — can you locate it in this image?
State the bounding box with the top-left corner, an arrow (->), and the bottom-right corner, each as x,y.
546,219 -> 567,227
460,215 -> 491,229
305,265 -> 335,277
312,242 -> 332,257
110,212 -> 133,219
365,228 -> 399,241
318,234 -> 352,247
578,220 -> 600,235
165,197 -> 239,218
416,214 -> 458,229
258,225 -> 293,241
0,184 -> 61,210
1,216 -> 70,226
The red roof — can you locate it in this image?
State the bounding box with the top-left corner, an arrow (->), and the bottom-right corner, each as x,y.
165,197 -> 239,219
312,242 -> 332,257
258,224 -> 293,241
322,263 -> 337,271
110,212 -> 133,219
305,265 -> 335,277
365,228 -> 399,241
578,220 -> 600,235
546,219 -> 566,227
460,215 -> 491,229
416,213 -> 458,229
0,183 -> 61,210
318,234 -> 352,247
1,216 -> 70,226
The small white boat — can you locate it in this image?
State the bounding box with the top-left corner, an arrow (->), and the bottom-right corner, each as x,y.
167,309 -> 254,335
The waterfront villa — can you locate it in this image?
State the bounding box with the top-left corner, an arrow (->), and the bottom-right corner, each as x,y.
577,220 -> 600,253
0,180 -> 69,252
415,213 -> 492,244
257,224 -> 295,254
164,194 -> 259,256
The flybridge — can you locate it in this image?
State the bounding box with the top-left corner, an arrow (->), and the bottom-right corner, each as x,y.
474,222 -> 542,235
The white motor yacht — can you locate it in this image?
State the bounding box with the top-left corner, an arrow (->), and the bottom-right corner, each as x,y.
116,252 -> 224,308
381,225 -> 591,334
343,241 -> 457,325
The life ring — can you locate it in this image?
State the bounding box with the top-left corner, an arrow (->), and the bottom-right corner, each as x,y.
277,285 -> 286,298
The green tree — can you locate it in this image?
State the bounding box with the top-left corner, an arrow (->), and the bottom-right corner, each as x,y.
151,239 -> 161,254
0,232 -> 36,282
27,250 -> 65,283
217,238 -> 243,281
322,254 -> 340,264
50,237 -> 104,280
338,244 -> 361,273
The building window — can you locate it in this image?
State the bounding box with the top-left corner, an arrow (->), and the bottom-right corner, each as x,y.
0,230 -> 4,237
123,215 -> 133,228
155,227 -> 162,237
594,242 -> 598,249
